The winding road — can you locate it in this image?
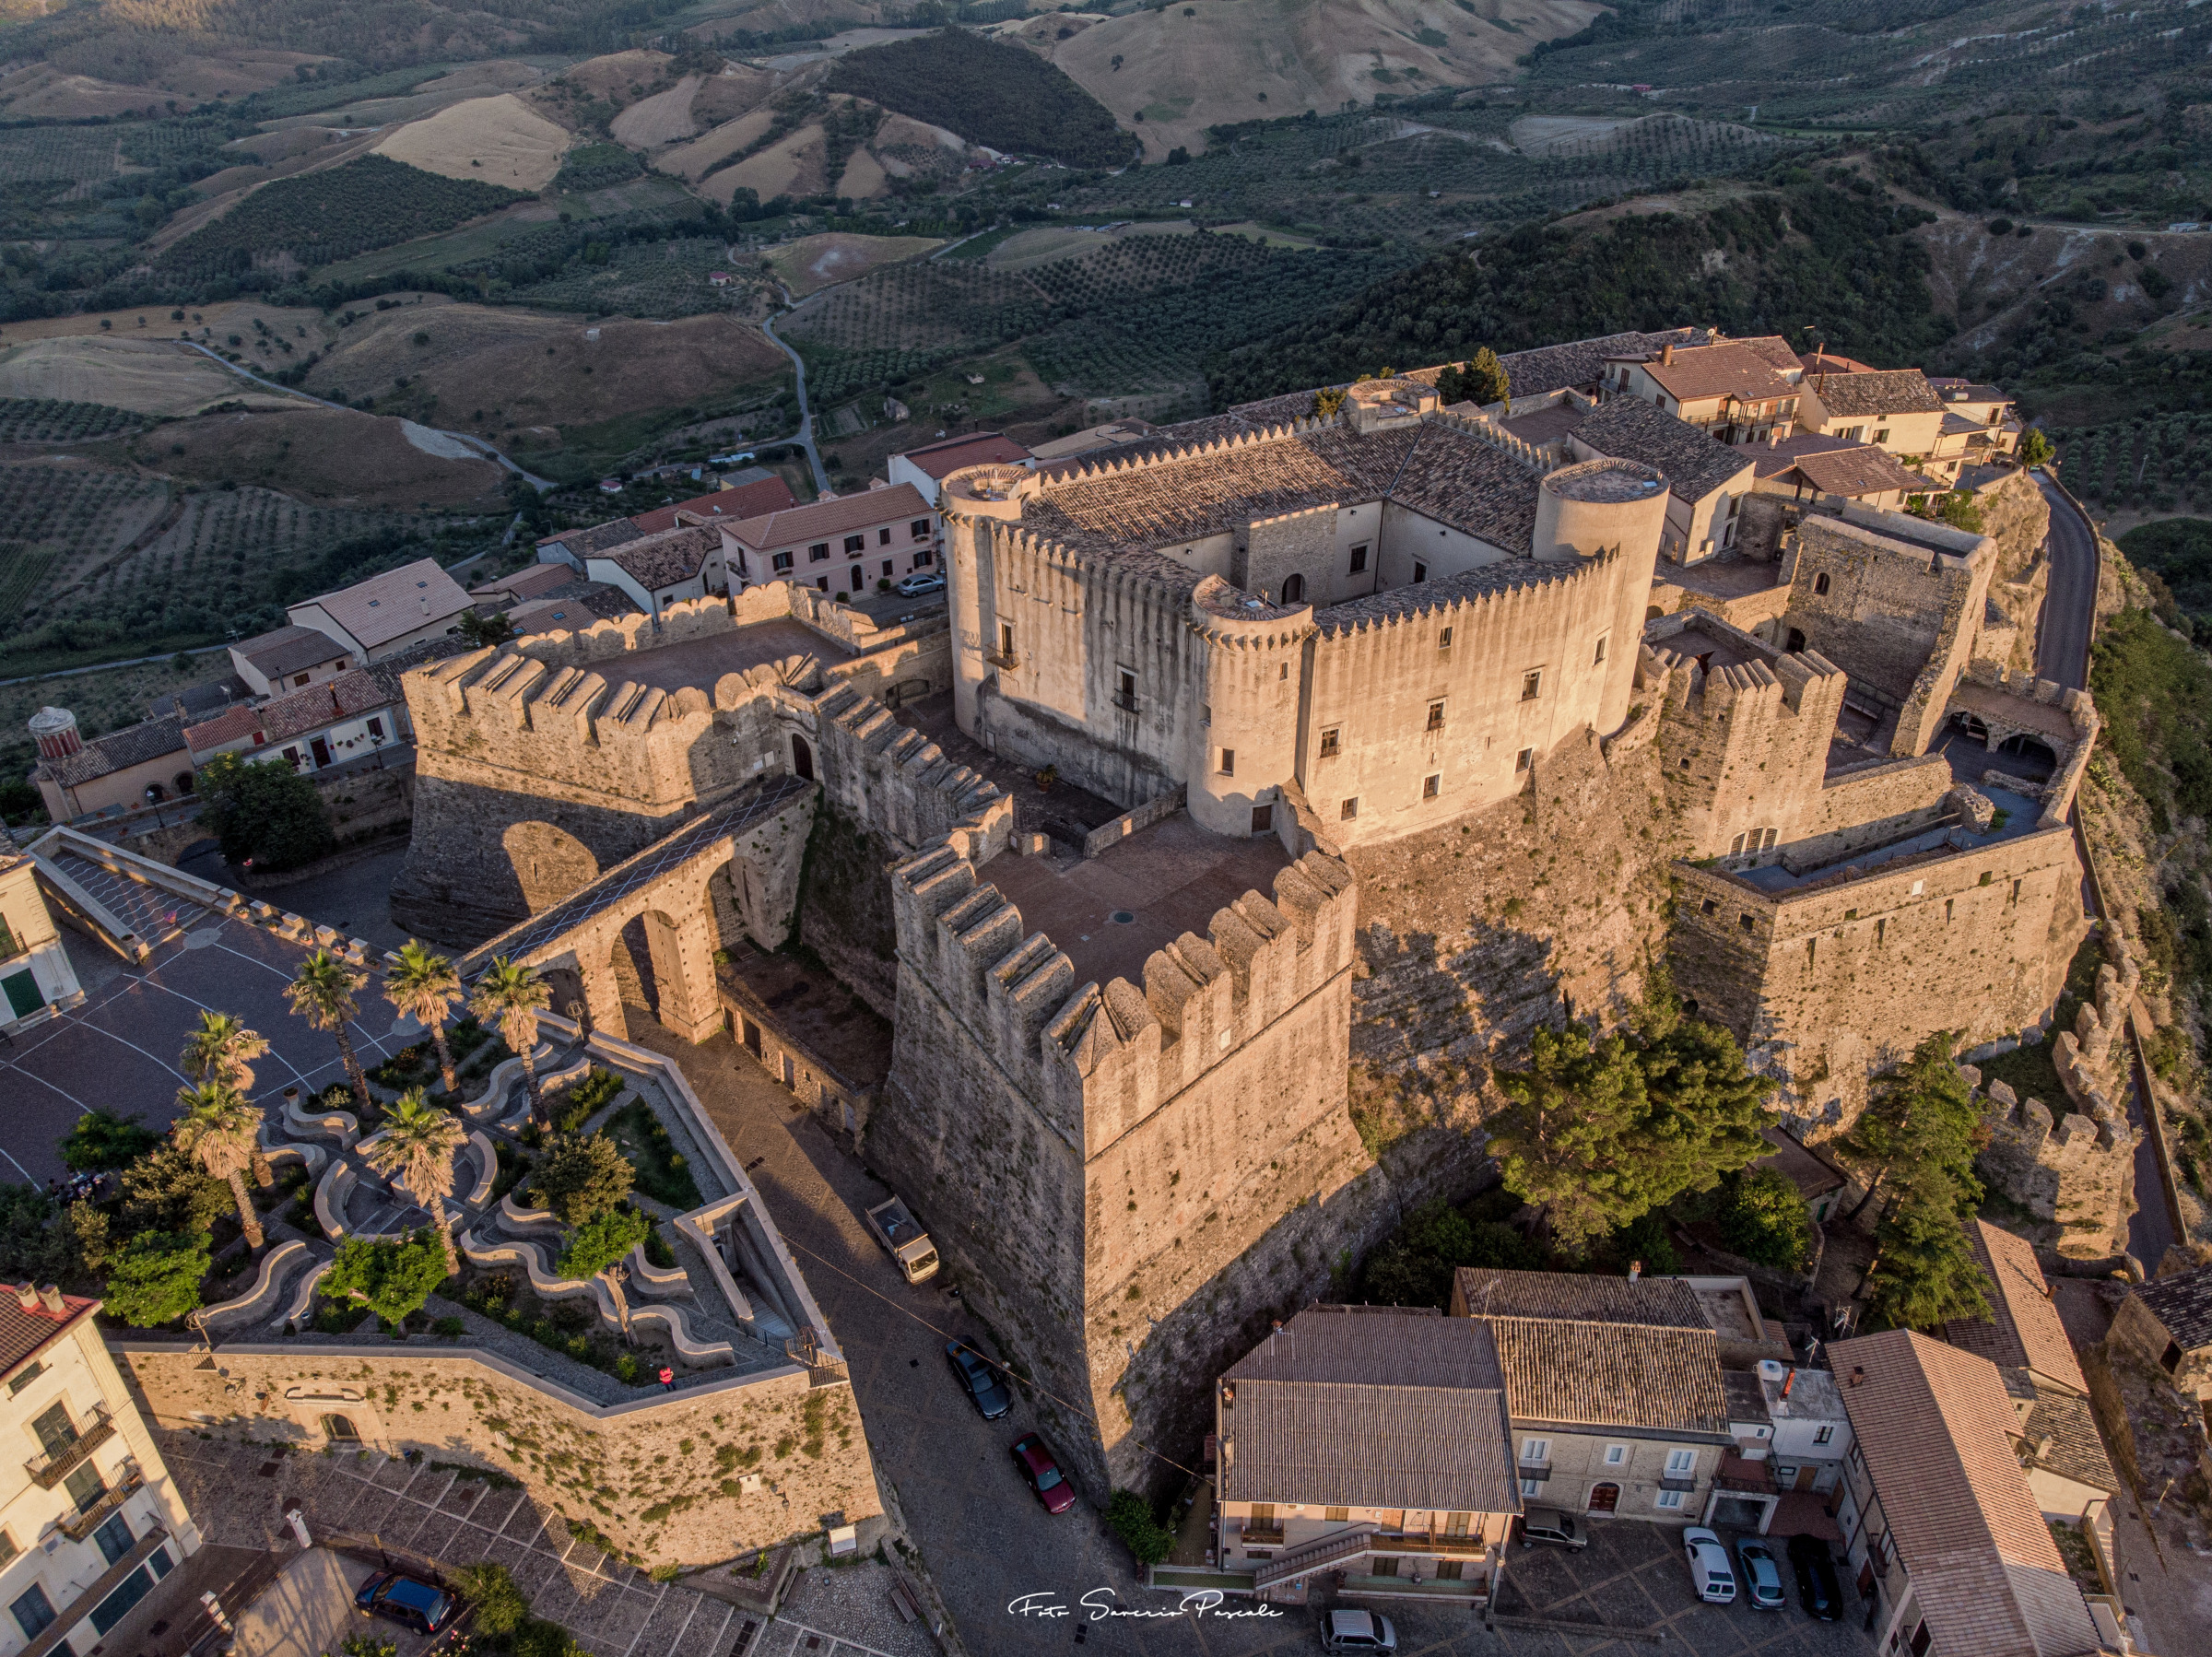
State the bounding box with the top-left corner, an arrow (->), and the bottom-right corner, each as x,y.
760,293 -> 831,497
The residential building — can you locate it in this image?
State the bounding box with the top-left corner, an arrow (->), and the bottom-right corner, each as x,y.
227,625 -> 356,699
0,1284 -> 203,1657
0,855 -> 81,1033
182,669 -> 406,775
1831,1329 -> 2117,1657
1497,328 -> 1708,399
1212,1305 -> 1516,1606
1561,395 -> 1756,563
1448,1269 -> 1734,1523
580,524 -> 732,616
626,476 -> 799,533
468,563 -> 577,608
1716,1361 -> 1855,1545
1605,340 -> 1801,445
1796,369 -> 1950,476
1749,1124 -> 1850,1225
1750,433 -> 1934,511
723,484 -> 937,595
25,709 -> 191,824
2109,1258 -> 2212,1402
886,432 -> 1031,499
287,558 -> 474,664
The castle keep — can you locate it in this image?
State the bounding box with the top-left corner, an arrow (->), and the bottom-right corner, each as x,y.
389,366 -> 2090,1494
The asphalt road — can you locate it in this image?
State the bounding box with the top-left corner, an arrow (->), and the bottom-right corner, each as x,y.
761,298 -> 832,497
2034,471 -> 2099,690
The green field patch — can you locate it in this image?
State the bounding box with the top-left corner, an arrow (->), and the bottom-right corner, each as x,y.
0,399 -> 147,443
827,30 -> 1140,168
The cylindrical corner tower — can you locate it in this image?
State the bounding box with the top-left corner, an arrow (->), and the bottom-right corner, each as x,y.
937,464 -> 1036,736
1185,576 -> 1312,839
1534,457 -> 1670,734
28,706 -> 81,762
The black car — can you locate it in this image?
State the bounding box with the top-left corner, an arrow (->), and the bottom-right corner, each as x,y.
945,1340 -> 1011,1419
355,1570 -> 458,1635
1786,1534 -> 1843,1622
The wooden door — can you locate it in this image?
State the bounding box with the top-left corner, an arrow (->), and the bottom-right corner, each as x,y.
1588,1483 -> 1620,1513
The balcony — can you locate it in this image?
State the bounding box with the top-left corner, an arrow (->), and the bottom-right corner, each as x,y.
1517,1462 -> 1552,1483
1112,692 -> 1140,713
58,1468 -> 143,1542
1238,1525 -> 1285,1547
1371,1534 -> 1488,1558
27,1407 -> 113,1489
985,649 -> 1020,670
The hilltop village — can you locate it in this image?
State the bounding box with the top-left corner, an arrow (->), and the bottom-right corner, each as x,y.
0,326 -> 2177,1657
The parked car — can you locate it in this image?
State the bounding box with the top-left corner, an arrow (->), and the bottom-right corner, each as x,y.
355,1571 -> 458,1635
1735,1538 -> 1785,1610
1320,1609 -> 1397,1652
945,1340 -> 1011,1420
1682,1527 -> 1736,1604
1787,1534 -> 1844,1621
1009,1432 -> 1077,1513
895,571 -> 947,597
1517,1509 -> 1587,1550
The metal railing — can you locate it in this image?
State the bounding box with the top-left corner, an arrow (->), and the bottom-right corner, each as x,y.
58,1467 -> 143,1541
27,1407 -> 112,1490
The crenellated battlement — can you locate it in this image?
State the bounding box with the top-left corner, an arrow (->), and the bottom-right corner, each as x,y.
1434,405 -> 1560,474
811,684 -> 1013,862
1316,546 -> 1606,638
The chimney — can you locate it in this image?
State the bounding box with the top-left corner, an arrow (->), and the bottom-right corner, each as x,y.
13,1283 -> 36,1311
1782,1368 -> 1795,1398
1660,341 -> 1675,366
1848,1365 -> 1865,1388
28,706 -> 82,761
1628,1261 -> 1641,1282
37,1285 -> 64,1315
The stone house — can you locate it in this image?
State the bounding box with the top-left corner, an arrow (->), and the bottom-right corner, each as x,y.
182,668 -> 406,775
1749,435 -> 1933,512
228,624 -> 356,698
1603,339 -> 1803,446
1447,1270 -> 1733,1523
0,852 -> 82,1032
723,485 -> 938,597
1796,369 -> 1950,478
582,523 -> 733,617
0,1286 -> 205,1657
288,558 -> 474,664
1831,1329 -> 2119,1657
26,709 -> 192,823
1209,1305 -> 1517,1606
2109,1260 -> 2212,1402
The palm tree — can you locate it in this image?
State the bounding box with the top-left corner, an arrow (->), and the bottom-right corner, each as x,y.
384,942 -> 464,1097
287,950 -> 371,1113
173,1081 -> 265,1250
179,1011 -> 274,1185
469,957 -> 551,1126
363,1089 -> 466,1277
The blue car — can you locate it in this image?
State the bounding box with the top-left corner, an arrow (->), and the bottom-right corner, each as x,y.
356,1570 -> 458,1635
945,1340 -> 1011,1419
1735,1538 -> 1786,1611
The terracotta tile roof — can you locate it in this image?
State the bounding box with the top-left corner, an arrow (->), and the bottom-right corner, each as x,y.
539,517 -> 647,558
1810,368 -> 1944,418
1221,1305 -> 1519,1513
629,476 -> 799,532
363,636 -> 474,701
1473,1315 -> 1730,1434
1504,328 -> 1708,396
1641,343 -> 1795,406
1572,396 -> 1755,502
2018,1389 -> 2119,1496
893,432 -> 1031,479
1830,1330 -> 2105,1657
1945,1222 -> 2087,1394
296,558 -> 473,652
724,483 -> 933,551
1800,351 -> 1877,374
1732,335 -> 1805,375
31,713 -> 187,786
1787,444 -> 1930,499
592,523 -> 723,593
1752,1124 -> 1846,1203
470,563 -> 574,603
0,1291 -> 98,1379
2133,1261 -> 2212,1350
507,582 -> 637,633
236,624 -> 355,678
185,668 -> 394,757
1749,430 -> 1865,481
1453,1268 -> 1708,1330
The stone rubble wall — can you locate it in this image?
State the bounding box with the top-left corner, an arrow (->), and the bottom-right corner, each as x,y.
1971,1062 -> 2139,1260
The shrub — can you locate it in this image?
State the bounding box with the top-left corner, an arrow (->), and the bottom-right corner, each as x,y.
1104,1490 -> 1173,1565
60,1109 -> 159,1172
104,1231 -> 210,1327
324,1229 -> 450,1327
1716,1169 -> 1810,1269
453,1562 -> 529,1636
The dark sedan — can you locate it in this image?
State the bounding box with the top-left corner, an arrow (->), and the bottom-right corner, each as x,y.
1009,1432 -> 1077,1514
1787,1534 -> 1844,1622
355,1570 -> 458,1635
945,1340 -> 1011,1420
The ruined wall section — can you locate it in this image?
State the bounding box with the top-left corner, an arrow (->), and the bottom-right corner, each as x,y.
1779,512 -> 1994,719
1973,1074 -> 2138,1259
1791,757 -> 1956,868
1971,472 -> 2054,678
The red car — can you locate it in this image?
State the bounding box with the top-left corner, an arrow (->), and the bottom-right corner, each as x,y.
1009,1433 -> 1077,1514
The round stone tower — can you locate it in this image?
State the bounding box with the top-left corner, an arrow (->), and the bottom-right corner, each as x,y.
1186,574 -> 1313,839
1532,456 -> 1670,734
28,706 -> 82,762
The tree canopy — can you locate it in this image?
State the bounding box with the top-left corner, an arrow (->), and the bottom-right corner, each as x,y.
558,1206 -> 650,1280
536,1134 -> 634,1228
59,1109 -> 157,1172
104,1231 -> 210,1327
196,752 -> 335,871
326,1229 -> 451,1327
1847,1032 -> 1992,1329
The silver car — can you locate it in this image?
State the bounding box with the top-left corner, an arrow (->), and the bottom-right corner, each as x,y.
1320,1610 -> 1396,1653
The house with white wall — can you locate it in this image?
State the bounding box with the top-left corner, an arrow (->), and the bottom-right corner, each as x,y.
0,855 -> 81,1034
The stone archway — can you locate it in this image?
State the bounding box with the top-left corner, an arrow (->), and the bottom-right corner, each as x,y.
503,821 -> 600,915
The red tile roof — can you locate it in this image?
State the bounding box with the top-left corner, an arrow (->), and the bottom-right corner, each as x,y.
185,668 -> 394,758
294,558 -> 472,651
724,483 -> 933,550
1641,344 -> 1796,406
0,1290 -> 98,1379
894,431 -> 1031,479
630,476 -> 798,532
470,563 -> 573,603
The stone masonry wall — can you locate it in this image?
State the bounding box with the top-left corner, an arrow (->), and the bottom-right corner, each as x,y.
1780,514 -> 1992,710
114,1345 -> 880,1568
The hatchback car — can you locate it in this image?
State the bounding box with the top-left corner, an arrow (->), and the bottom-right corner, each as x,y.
1787,1534 -> 1844,1621
945,1340 -> 1011,1420
355,1571 -> 457,1635
1682,1527 -> 1736,1604
1517,1509 -> 1587,1550
895,571 -> 947,597
1009,1433 -> 1077,1513
1735,1538 -> 1785,1610
1320,1609 -> 1397,1652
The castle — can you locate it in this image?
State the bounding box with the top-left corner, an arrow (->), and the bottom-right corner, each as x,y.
388,361 -> 2093,1496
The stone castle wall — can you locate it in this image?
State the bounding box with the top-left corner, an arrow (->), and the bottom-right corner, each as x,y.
1973,1075 -> 2138,1259
114,1343 -> 880,1568
1779,511 -> 1993,715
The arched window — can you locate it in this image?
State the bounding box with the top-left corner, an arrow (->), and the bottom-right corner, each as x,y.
791,734 -> 815,781
321,1415 -> 359,1441
1814,572 -> 1831,596
1280,573 -> 1306,605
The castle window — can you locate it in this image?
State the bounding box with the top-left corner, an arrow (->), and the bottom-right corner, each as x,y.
1806,939 -> 1816,968
1701,899 -> 1716,915
1594,634 -> 1607,664
1320,726 -> 1340,758
843,535 -> 866,554
878,527 -> 892,546
809,542 -> 830,561
1814,572 -> 1830,596
1786,629 -> 1806,652
1252,804 -> 1274,832
1219,749 -> 1235,776
1340,797 -> 1359,820
1731,833 -> 1747,855
1438,627 -> 1453,650
2010,878 -> 2020,903
1427,700 -> 1445,732
1979,871 -> 1993,887
1761,828 -> 1777,852
1423,774 -> 1441,800
1515,746 -> 1533,773
773,551 -> 794,572
1739,912 -> 1754,933
1281,573 -> 1306,604
1844,909 -> 1857,921
1521,670 -> 1542,702
912,519 -> 931,540
1412,561 -> 1428,583
1876,919 -> 1886,946
1116,669 -> 1138,712
1946,899 -> 1954,922
1349,544 -> 1369,574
